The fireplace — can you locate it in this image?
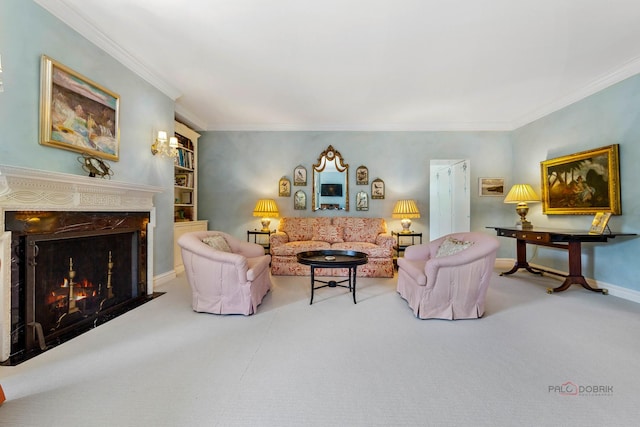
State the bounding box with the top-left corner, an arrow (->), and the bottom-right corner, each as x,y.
7,211 -> 150,363
0,165 -> 163,364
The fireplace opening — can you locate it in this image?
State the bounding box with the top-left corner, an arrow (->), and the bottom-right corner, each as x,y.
5,210 -> 159,365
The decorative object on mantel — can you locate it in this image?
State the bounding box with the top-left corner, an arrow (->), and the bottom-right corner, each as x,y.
151,130 -> 179,158
540,144 -> 621,215
356,191 -> 368,211
356,165 -> 368,185
279,177 -> 291,197
392,199 -> 421,233
371,178 -> 385,199
294,190 -> 306,210
293,165 -> 307,186
39,55 -> 120,161
78,153 -> 113,178
253,199 -> 280,231
503,184 -> 540,230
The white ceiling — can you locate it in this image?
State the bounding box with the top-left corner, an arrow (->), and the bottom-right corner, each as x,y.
35,0 -> 640,131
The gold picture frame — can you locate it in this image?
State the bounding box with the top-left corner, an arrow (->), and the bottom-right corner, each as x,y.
589,212 -> 612,235
279,177 -> 291,197
540,144 -> 621,215
40,55 -> 120,161
371,178 -> 385,199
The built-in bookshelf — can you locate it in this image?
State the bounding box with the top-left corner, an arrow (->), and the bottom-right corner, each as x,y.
174,121 -> 199,222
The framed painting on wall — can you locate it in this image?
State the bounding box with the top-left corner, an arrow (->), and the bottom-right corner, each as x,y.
356,191 -> 368,211
371,178 -> 385,199
279,177 -> 291,197
39,55 -> 120,161
540,144 -> 621,215
294,165 -> 307,186
294,190 -> 306,210
356,166 -> 368,185
478,178 -> 505,196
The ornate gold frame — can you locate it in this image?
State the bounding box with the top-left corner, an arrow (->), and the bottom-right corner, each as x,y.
40,55 -> 120,161
540,144 -> 621,215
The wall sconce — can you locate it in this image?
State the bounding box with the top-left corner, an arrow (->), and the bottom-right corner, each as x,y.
151,130 -> 178,158
504,184 -> 541,229
253,199 -> 279,231
392,199 -> 421,233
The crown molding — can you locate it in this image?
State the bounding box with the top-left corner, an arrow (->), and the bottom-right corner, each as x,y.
34,0 -> 182,100
203,121 -> 515,132
511,56 -> 640,130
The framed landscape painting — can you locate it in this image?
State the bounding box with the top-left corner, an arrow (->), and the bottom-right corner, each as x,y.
40,55 -> 120,161
540,145 -> 620,215
478,178 -> 505,196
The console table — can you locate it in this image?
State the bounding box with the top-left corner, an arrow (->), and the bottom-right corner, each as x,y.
489,226 -> 635,294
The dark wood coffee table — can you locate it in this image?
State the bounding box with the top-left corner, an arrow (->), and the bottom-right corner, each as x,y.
297,250 -> 368,304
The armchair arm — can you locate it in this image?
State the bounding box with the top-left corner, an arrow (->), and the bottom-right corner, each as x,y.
403,244 -> 433,261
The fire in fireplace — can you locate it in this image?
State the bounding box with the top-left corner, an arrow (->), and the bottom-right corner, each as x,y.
6,210 -> 153,365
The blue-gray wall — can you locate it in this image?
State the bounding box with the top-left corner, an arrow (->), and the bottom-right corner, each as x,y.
197,130 -> 513,237
1,0 -> 176,275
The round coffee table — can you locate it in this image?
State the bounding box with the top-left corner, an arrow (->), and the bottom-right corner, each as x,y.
296,250 -> 368,304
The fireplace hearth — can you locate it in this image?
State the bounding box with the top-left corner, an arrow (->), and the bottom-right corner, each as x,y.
0,165 -> 163,364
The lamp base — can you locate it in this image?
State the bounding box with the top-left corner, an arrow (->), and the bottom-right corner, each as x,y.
400,219 -> 412,233
515,220 -> 533,230
260,218 -> 271,232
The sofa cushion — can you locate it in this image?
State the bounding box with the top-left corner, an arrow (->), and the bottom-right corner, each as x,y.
435,236 -> 474,258
279,217 -> 332,241
330,241 -> 392,258
271,240 -> 331,256
333,217 -> 385,243
312,225 -> 344,243
202,235 -> 231,252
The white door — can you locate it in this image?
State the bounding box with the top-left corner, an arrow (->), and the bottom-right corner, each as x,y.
429,160 -> 470,240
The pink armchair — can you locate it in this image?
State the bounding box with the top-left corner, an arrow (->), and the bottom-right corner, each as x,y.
177,231 -> 272,315
397,232 -> 499,320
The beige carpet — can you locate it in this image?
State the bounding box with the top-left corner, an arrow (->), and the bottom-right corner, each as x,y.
1,263 -> 639,426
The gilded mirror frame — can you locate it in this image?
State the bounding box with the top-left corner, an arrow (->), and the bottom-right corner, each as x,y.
312,145 -> 349,211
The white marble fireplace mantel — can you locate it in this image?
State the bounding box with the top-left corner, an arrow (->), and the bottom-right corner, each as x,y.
0,164 -> 163,362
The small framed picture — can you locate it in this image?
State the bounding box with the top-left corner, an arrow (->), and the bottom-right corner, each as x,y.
279,177 -> 291,197
356,191 -> 368,211
356,166 -> 369,185
479,177 -> 505,196
294,165 -> 307,186
175,173 -> 188,187
589,212 -> 612,235
294,190 -> 306,210
371,178 -> 385,199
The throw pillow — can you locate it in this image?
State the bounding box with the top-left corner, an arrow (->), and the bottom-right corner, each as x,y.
312,225 -> 344,243
435,236 -> 474,258
202,235 -> 232,252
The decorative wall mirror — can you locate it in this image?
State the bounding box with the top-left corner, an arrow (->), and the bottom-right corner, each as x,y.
312,145 -> 349,211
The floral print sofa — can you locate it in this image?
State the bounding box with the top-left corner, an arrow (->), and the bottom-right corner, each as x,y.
269,217 -> 395,277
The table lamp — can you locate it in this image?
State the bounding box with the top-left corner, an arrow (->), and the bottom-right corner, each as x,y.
504,184 -> 540,229
392,199 -> 420,233
253,199 -> 279,232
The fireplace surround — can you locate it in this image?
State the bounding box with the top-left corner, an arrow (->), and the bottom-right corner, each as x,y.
0,165 -> 163,363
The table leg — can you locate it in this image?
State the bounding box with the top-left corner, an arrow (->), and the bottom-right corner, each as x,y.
500,239 -> 543,276
310,266 -> 315,305
546,241 -> 607,294
352,266 -> 357,304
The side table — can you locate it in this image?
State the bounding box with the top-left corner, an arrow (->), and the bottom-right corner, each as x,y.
392,231 -> 423,259
247,230 -> 273,254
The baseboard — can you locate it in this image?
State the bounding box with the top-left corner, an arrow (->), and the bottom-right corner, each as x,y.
153,270 -> 177,288
495,258 -> 640,304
